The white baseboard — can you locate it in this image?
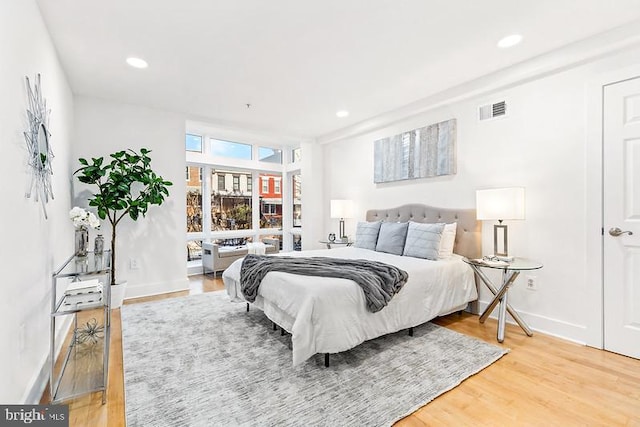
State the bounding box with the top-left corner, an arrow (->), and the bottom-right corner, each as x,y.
124,278 -> 190,301
22,316 -> 73,404
187,262 -> 203,276
477,299 -> 588,345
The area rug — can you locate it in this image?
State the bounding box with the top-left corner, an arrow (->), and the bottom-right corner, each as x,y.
121,292 -> 508,426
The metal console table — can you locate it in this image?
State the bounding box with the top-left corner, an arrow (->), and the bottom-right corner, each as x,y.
50,251 -> 111,404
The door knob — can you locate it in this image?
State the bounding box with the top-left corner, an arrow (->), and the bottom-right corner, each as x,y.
609,227 -> 634,237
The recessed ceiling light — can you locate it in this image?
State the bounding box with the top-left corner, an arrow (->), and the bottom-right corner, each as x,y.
126,57 -> 148,69
336,110 -> 349,118
497,34 -> 523,49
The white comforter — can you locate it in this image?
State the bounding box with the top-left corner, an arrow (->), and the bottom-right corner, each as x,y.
222,247 -> 477,366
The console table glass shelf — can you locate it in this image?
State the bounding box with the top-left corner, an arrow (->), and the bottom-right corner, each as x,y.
50,251 -> 111,404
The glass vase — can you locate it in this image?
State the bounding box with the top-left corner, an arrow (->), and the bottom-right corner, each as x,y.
94,234 -> 105,255
75,227 -> 89,257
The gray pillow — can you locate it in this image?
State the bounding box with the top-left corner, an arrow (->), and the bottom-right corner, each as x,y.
403,222 -> 445,260
375,222 -> 409,255
354,221 -> 382,250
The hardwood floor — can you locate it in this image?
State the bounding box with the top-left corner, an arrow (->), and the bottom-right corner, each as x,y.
42,275 -> 640,426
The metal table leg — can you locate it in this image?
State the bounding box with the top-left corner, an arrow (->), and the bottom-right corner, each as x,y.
497,286 -> 509,343
479,270 -> 518,322
472,265 -> 533,339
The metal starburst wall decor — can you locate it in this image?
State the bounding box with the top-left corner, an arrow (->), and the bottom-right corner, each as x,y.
24,74 -> 54,219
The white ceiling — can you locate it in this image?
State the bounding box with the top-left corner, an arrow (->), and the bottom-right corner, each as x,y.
37,0 -> 640,139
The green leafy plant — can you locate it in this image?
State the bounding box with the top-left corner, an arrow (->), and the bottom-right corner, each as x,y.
74,148 -> 172,285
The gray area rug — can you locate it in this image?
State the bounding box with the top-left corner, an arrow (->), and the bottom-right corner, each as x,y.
121,292 -> 508,426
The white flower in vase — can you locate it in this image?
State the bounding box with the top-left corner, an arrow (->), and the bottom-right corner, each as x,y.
69,207 -> 101,230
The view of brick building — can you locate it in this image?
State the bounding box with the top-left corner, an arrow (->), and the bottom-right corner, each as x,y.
186,167 -> 283,232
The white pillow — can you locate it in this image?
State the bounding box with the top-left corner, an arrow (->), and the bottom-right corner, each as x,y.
438,222 -> 457,259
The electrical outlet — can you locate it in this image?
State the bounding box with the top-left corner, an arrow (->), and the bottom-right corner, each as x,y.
129,258 -> 140,270
526,275 -> 538,291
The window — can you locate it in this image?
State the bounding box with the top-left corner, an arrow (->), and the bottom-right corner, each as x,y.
259,173 -> 282,229
292,147 -> 301,163
211,139 -> 252,160
293,174 -> 302,227
292,234 -> 302,251
211,169 -> 252,231
186,166 -> 203,232
187,240 -> 202,261
186,134 -> 202,152
258,146 -> 282,164
186,132 -> 297,260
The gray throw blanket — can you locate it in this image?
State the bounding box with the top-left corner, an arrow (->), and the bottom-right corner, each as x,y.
240,255 -> 409,313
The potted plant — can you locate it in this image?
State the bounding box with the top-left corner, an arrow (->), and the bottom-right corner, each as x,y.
74,148 -> 172,308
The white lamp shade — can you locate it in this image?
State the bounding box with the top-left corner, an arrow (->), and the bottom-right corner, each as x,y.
476,187 -> 525,221
330,199 -> 354,219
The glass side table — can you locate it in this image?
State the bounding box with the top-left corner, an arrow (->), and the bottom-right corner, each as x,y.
463,257 -> 543,343
318,240 -> 353,249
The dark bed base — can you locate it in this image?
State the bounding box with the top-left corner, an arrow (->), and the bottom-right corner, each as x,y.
323,327 -> 414,367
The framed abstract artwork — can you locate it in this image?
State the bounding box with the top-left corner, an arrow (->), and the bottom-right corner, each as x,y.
374,118 -> 456,183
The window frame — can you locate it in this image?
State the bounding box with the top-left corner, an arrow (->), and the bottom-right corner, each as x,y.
186,133 -> 301,270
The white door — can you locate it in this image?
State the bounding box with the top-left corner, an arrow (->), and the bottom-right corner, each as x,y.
603,76 -> 640,359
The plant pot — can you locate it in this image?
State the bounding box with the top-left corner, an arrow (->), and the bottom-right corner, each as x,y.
110,281 -> 128,309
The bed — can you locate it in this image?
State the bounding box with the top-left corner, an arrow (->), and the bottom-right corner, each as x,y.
222,204 -> 481,366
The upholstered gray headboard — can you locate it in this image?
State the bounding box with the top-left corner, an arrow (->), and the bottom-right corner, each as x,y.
365,204 -> 481,260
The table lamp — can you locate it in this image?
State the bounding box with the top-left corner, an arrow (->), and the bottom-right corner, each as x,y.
330,199 -> 354,242
476,187 -> 525,260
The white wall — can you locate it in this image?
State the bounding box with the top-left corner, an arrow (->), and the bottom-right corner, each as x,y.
323,47 -> 640,344
300,141 -> 324,250
0,0 -> 75,403
73,97 -> 189,299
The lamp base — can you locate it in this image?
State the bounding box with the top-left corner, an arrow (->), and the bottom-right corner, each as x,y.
493,223 -> 509,257
339,218 -> 346,241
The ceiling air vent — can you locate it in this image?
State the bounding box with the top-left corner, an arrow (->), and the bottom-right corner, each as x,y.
478,100 -> 507,121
